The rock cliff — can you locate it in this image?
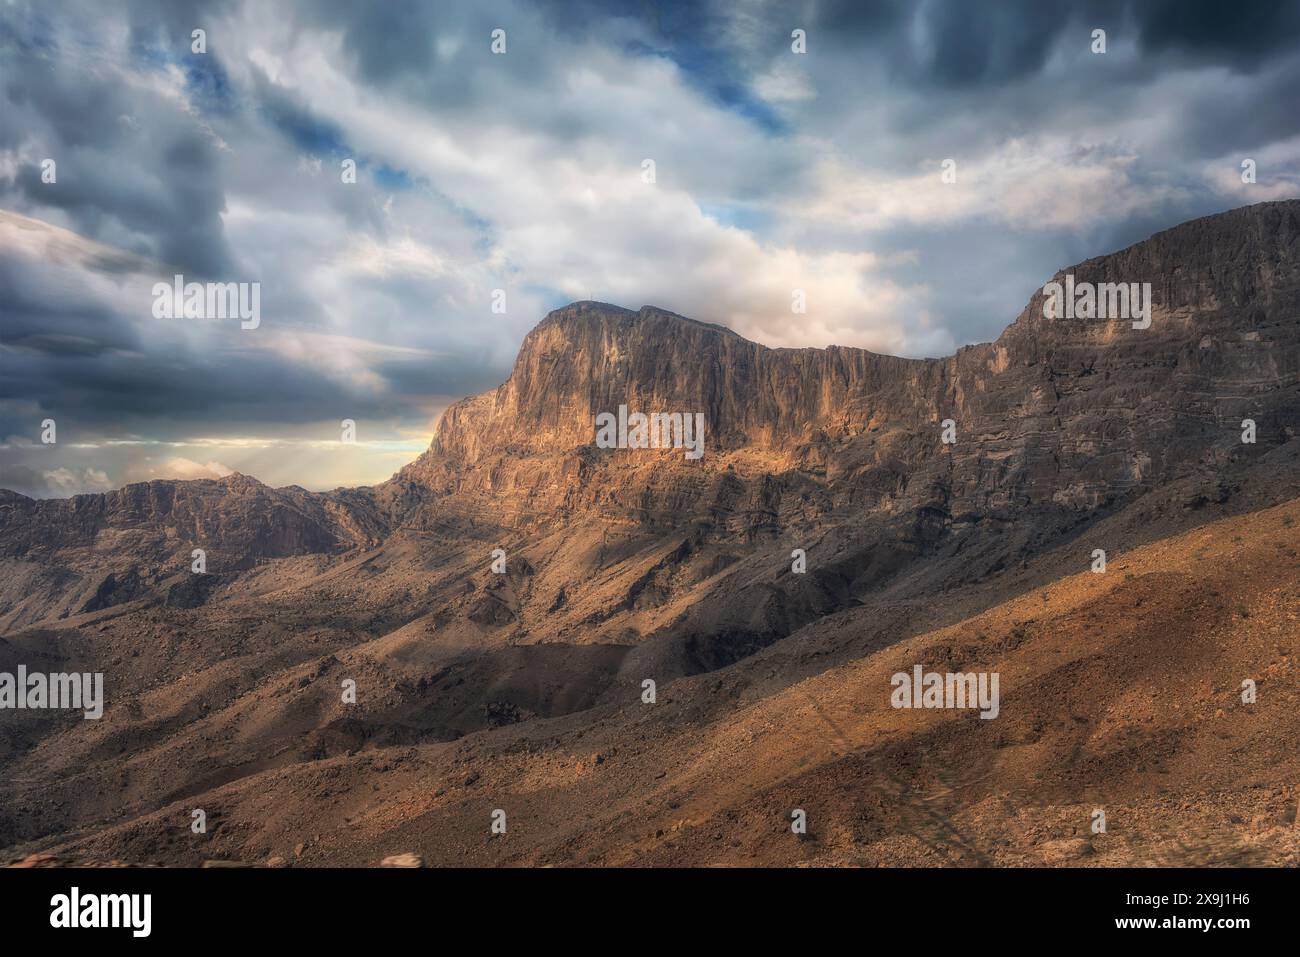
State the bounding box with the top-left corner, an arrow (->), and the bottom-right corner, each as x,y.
389,199 -> 1299,531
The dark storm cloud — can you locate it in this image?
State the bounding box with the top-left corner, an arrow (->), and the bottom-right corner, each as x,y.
808,0 -> 1299,84
24,348 -> 341,426
1,18 -> 235,277
309,0 -> 440,84
0,214 -> 479,445
9,154 -> 230,278
805,0 -> 1116,82
785,0 -> 1300,156
0,308 -> 458,440
914,1 -> 1097,87
728,0 -> 1300,177
1161,54 -> 1300,157
1133,0 -> 1300,63
366,352 -> 504,410
0,254 -> 145,356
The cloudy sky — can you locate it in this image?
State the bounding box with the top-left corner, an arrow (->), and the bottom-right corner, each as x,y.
2,0 -> 1298,497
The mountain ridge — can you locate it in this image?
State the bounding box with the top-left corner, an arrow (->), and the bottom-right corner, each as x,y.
3,200 -> 1297,617
392,198 -> 1299,529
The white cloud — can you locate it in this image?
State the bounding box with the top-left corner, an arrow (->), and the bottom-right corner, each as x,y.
125,457 -> 234,482
42,467 -> 114,495
1201,133 -> 1300,203
205,6 -> 943,353
753,61 -> 816,104
796,136 -> 1188,233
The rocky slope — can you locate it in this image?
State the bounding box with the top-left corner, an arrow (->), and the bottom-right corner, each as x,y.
0,475 -> 386,630
9,490 -> 1298,867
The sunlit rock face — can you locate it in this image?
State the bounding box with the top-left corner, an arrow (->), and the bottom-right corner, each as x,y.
391,200 -> 1300,530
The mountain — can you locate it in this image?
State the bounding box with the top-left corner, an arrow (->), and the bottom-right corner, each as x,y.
399,198 -> 1298,521
2,199 -> 1298,866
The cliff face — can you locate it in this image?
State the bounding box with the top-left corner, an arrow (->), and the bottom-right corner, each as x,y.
0,473 -> 388,629
0,473 -> 384,567
387,303 -> 950,530
986,199 -> 1300,508
427,305 -> 940,459
391,199 -> 1300,529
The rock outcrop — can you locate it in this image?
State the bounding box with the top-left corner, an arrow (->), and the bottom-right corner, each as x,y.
390,199 -> 1299,532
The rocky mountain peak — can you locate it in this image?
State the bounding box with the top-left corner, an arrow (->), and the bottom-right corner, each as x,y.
391,200 -> 1299,531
